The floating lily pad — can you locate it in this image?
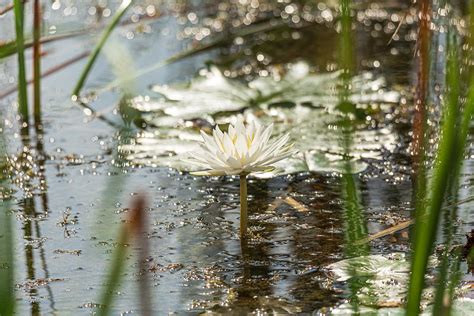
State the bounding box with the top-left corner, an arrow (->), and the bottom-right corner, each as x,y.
119,63 -> 402,177
327,298 -> 474,315
324,253 -> 472,312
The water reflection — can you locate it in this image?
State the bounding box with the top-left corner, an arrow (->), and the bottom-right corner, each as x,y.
15,123 -> 55,315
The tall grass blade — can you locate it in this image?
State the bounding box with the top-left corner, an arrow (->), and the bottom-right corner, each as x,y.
97,225 -> 128,316
0,0 -> 28,16
97,195 -> 147,316
459,0 -> 474,164
406,22 -> 460,316
340,0 -> 352,79
13,0 -> 29,121
0,198 -> 14,316
0,41 -> 18,60
0,51 -> 89,100
0,130 -> 15,316
0,30 -> 88,60
0,9 -> 163,61
433,2 -> 474,311
33,0 -> 41,125
72,0 -> 132,97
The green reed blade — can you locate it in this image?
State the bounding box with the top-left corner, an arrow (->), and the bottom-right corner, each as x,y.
446,249 -> 462,311
435,5 -> 474,308
0,30 -> 89,60
340,0 -> 352,79
97,195 -> 146,316
13,0 -> 29,121
0,200 -> 14,316
97,225 -> 129,316
406,26 -> 460,316
459,0 -> 474,166
33,0 -> 41,125
0,130 -> 14,316
432,22 -> 461,316
72,0 -> 132,97
0,41 -> 18,60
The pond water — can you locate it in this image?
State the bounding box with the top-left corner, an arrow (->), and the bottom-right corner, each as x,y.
0,0 -> 473,315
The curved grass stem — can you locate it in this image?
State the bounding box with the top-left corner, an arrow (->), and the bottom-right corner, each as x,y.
72,0 -> 132,97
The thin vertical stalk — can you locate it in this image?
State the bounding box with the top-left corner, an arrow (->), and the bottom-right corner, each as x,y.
135,196 -> 152,316
13,0 -> 29,121
406,26 -> 459,316
33,0 -> 41,126
410,0 -> 431,257
97,195 -> 148,316
340,0 -> 352,78
0,115 -> 14,316
461,0 -> 474,159
0,198 -> 14,316
412,0 -> 431,171
240,174 -> 248,239
97,225 -> 129,316
433,1 -> 474,311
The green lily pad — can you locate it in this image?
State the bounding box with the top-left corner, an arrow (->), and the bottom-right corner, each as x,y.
118,63 -> 402,177
324,253 -> 472,312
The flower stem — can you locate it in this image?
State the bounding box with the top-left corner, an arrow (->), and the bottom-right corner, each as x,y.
240,174 -> 248,239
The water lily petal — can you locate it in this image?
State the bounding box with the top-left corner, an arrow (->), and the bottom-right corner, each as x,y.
246,120 -> 256,144
200,151 -> 229,169
258,123 -> 273,148
228,124 -> 236,141
191,115 -> 293,176
214,124 -> 224,139
234,115 -> 246,138
226,156 -> 242,169
258,133 -> 290,162
235,133 -> 248,160
191,169 -> 227,176
213,130 -> 225,152
200,130 -> 219,152
223,132 -> 236,156
253,148 -> 297,167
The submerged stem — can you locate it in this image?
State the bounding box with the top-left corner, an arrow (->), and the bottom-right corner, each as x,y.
240,174 -> 248,239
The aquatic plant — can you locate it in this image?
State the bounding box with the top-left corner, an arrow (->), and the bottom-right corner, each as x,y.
13,0 -> 28,121
0,192 -> 14,316
97,194 -> 150,316
0,129 -> 14,316
72,0 -> 132,98
32,0 -> 41,126
188,115 -> 294,238
120,65 -> 399,177
407,5 -> 473,315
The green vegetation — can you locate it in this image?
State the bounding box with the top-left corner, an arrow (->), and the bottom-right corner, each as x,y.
13,0 -> 29,121
72,0 -> 132,97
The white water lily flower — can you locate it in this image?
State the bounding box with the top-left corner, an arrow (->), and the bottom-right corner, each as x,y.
189,116 -> 295,176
